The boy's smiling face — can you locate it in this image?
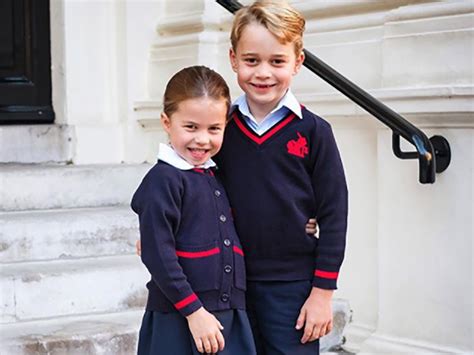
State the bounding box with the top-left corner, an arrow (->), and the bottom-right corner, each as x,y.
230,23 -> 304,121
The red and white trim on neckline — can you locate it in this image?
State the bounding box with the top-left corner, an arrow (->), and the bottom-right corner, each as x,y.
232,111 -> 297,145
192,168 -> 215,176
314,269 -> 339,279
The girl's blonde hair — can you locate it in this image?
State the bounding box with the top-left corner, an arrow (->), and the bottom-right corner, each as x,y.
163,66 -> 231,118
230,0 -> 305,56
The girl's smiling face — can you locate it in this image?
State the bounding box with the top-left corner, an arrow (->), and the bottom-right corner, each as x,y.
161,96 -> 228,166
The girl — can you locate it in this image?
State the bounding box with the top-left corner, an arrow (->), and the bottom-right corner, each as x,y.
131,66 -> 256,355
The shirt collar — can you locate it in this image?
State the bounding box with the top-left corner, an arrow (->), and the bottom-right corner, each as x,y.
157,143 -> 216,170
231,89 -> 302,120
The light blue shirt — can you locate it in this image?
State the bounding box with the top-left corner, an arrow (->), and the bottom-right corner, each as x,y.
231,90 -> 303,135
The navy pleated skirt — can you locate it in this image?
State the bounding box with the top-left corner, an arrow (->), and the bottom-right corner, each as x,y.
137,309 -> 256,355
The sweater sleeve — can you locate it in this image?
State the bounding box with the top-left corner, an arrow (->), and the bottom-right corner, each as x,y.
311,120 -> 348,289
131,168 -> 203,316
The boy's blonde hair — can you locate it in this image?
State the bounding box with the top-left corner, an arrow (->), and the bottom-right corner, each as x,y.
230,0 -> 305,56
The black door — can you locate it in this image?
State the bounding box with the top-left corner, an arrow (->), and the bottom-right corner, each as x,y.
0,0 -> 54,124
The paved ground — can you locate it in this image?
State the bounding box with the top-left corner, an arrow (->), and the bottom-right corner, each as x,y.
323,345 -> 355,354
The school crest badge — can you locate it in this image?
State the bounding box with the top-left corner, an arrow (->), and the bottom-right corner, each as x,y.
287,132 -> 309,158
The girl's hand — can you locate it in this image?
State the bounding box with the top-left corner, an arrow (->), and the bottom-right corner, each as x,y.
135,240 -> 141,256
305,218 -> 318,237
186,307 -> 225,353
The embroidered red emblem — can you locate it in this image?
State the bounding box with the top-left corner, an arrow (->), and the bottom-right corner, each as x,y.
287,132 -> 309,158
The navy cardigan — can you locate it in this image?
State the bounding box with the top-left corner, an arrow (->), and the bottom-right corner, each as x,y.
131,162 -> 246,317
215,106 -> 348,290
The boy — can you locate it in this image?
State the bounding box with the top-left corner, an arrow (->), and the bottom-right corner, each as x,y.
215,1 -> 348,353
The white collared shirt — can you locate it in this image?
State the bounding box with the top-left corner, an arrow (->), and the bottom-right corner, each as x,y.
232,90 -> 303,135
157,143 -> 216,170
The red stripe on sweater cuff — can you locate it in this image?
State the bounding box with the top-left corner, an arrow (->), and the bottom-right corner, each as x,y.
314,270 -> 339,279
176,247 -> 220,258
174,293 -> 198,310
233,246 -> 244,256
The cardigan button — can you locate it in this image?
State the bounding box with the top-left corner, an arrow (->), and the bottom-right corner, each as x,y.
219,215 -> 227,222
221,293 -> 229,302
223,239 -> 231,247
214,190 -> 221,197
224,265 -> 232,273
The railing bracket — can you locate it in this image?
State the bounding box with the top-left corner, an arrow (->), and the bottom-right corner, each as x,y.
430,135 -> 451,173
392,133 -> 451,175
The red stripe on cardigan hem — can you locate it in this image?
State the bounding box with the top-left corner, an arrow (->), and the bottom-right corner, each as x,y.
176,247 -> 220,258
232,111 -> 296,145
233,246 -> 244,256
314,270 -> 339,279
174,293 -> 198,310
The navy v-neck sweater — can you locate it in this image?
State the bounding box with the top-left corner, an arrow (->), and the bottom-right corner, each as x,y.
215,107 -> 348,289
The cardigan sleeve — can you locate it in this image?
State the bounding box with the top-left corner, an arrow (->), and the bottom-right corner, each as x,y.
131,167 -> 203,316
310,119 -> 348,289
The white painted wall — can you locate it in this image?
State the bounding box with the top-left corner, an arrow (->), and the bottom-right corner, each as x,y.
50,0 -> 165,164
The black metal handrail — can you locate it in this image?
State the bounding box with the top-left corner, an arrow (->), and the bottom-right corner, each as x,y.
216,0 -> 451,184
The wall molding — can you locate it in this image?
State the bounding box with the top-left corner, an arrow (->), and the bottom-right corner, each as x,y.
385,1 -> 474,23
361,331 -> 471,354
133,100 -> 163,131
134,85 -> 474,130
151,30 -> 228,50
297,85 -> 474,128
155,10 -> 232,36
153,1 -> 474,38
294,0 -> 420,20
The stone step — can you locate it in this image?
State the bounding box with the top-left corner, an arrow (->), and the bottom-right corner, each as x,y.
0,309 -> 142,355
1,255 -> 149,323
0,206 -> 139,263
321,299 -> 351,352
0,124 -> 73,164
0,163 -> 152,211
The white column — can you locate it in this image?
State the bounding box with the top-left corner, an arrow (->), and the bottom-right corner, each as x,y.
132,0 -> 233,161
361,2 -> 474,352
123,0 -> 166,163
61,0 -> 123,163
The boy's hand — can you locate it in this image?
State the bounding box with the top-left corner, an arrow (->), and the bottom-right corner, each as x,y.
305,218 -> 318,237
135,240 -> 141,256
186,307 -> 225,353
295,287 -> 333,343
